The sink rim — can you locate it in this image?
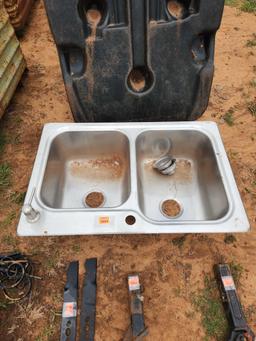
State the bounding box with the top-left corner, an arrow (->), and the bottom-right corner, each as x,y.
17,122 -> 249,236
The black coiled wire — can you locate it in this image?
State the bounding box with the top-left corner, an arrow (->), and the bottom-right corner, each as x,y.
0,253 -> 37,302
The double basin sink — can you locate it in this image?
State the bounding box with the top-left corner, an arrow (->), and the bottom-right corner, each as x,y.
17,122 -> 249,236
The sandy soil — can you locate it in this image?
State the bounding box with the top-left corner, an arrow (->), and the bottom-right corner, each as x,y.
0,2 -> 255,340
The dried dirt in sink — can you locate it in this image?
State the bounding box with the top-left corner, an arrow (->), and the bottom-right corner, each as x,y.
70,154 -> 125,179
0,2 -> 255,341
172,159 -> 192,182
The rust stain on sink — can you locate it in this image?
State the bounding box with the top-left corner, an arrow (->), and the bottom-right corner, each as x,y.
173,159 -> 192,182
70,154 -> 125,179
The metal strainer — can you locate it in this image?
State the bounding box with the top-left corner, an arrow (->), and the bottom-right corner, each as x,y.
153,156 -> 176,175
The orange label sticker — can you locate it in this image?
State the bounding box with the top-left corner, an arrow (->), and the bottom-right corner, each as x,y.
128,275 -> 140,291
98,216 -> 110,225
222,276 -> 235,291
62,302 -> 77,318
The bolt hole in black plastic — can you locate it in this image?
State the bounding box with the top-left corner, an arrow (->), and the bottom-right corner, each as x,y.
81,0 -> 107,26
167,0 -> 186,19
127,66 -> 154,93
65,327 -> 71,336
166,0 -> 198,19
125,215 -> 136,225
66,320 -> 72,327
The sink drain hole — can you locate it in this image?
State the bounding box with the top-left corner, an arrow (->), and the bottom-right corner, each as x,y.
84,191 -> 105,208
160,199 -> 182,218
125,215 -> 136,225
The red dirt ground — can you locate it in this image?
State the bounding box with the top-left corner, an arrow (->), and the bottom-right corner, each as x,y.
0,2 -> 255,340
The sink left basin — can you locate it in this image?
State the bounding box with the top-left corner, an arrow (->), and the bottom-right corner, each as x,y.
40,131 -> 131,209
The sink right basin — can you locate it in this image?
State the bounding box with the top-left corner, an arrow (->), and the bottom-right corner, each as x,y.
136,130 -> 229,222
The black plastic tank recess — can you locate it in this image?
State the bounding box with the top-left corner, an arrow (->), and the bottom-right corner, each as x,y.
44,0 -> 224,122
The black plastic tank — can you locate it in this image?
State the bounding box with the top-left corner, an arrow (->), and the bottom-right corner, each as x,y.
44,0 -> 224,122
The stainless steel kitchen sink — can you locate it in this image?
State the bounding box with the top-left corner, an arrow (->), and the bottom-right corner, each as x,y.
17,122 -> 249,236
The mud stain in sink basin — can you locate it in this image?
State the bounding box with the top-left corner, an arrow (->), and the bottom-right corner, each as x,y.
70,154 -> 125,179
173,159 -> 192,182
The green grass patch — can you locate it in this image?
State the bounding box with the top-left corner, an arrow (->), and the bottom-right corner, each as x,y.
173,286 -> 182,297
249,79 -> 256,88
248,101 -> 256,117
10,191 -> 26,205
224,234 -> 237,244
245,304 -> 256,321
35,324 -> 55,341
2,234 -> 18,247
225,0 -> 256,12
0,163 -> 11,190
0,298 -> 11,310
230,261 -> 243,286
72,244 -> 81,253
44,250 -> 60,271
246,33 -> 256,47
172,235 -> 186,248
0,133 -> 6,154
223,109 -> 235,126
192,274 -> 228,341
0,133 -> 21,155
228,149 -> 238,160
241,0 -> 256,12
225,0 -> 239,6
0,211 -> 16,229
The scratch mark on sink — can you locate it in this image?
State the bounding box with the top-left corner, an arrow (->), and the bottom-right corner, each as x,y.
168,182 -> 178,198
173,159 -> 192,182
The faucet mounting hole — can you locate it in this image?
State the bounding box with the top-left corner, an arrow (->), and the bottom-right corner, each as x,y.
160,199 -> 182,218
84,191 -> 105,208
125,215 -> 136,225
